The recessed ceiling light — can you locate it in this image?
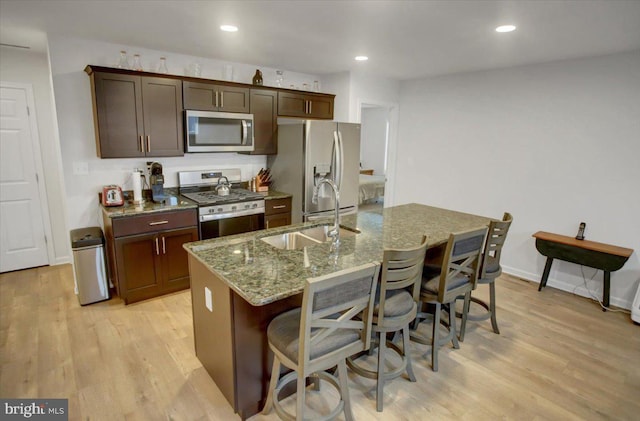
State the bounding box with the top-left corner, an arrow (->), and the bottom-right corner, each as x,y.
355,56 -> 368,61
495,25 -> 516,33
220,25 -> 238,32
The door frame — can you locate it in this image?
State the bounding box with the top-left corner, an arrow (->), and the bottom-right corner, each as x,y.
356,99 -> 399,207
1,81 -> 54,268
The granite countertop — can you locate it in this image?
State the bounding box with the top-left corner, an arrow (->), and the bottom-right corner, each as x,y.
101,188 -> 197,218
184,203 -> 493,307
261,190 -> 292,200
102,188 -> 291,218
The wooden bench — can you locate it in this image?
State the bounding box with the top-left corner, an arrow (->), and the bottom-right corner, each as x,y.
532,231 -> 633,310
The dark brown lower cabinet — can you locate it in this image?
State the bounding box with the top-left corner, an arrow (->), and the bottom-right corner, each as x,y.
115,227 -> 197,304
264,197 -> 292,229
103,208 -> 198,304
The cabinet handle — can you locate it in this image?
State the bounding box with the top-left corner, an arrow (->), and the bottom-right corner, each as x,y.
305,100 -> 309,114
139,135 -> 144,152
309,101 -> 312,114
272,205 -> 287,209
162,236 -> 166,254
215,91 -> 219,108
266,220 -> 269,229
149,220 -> 169,226
146,135 -> 151,152
155,237 -> 160,255
220,91 -> 224,108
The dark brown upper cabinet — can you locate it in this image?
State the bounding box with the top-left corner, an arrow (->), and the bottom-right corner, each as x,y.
243,89 -> 278,155
87,67 -> 183,158
183,81 -> 250,113
277,91 -> 334,119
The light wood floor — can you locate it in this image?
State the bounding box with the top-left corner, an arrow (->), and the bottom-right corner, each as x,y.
1,265 -> 638,420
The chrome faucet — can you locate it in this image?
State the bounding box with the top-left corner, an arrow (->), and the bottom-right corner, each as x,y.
312,178 -> 340,240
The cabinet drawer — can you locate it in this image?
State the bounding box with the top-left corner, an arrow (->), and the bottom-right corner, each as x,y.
112,209 -> 197,237
265,198 -> 291,215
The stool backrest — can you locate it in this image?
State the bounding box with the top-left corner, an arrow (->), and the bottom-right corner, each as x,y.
479,212 -> 513,279
377,235 -> 429,325
299,262 -> 380,374
437,227 -> 488,303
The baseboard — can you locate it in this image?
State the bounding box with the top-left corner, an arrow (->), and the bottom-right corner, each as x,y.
501,265 -> 632,310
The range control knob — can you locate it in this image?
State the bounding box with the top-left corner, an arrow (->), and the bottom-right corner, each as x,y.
217,207 -> 223,213
232,206 -> 237,211
244,204 -> 250,209
252,203 -> 258,208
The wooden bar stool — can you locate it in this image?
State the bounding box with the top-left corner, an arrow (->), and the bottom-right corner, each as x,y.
262,263 -> 380,421
347,236 -> 428,411
459,212 -> 512,340
411,227 -> 487,372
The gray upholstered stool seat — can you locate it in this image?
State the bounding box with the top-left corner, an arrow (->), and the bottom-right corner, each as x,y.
347,237 -> 428,412
262,263 -> 380,421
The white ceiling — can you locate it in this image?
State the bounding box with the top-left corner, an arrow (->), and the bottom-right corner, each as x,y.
1,0 -> 640,80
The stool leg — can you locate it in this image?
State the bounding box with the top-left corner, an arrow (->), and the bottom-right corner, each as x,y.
338,359 -> 354,421
376,331 -> 386,412
489,281 -> 500,334
296,370 -> 305,421
450,301 -> 460,350
262,357 -> 280,414
432,303 -> 441,372
403,325 -> 416,382
459,291 -> 471,342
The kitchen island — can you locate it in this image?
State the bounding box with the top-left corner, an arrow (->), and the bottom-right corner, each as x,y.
183,203 -> 492,419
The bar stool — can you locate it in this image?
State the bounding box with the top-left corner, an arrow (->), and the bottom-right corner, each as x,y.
459,212 -> 512,340
411,227 -> 487,371
347,236 -> 428,411
262,263 -> 380,421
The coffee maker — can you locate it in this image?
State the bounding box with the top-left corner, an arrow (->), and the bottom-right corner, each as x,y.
149,162 -> 165,202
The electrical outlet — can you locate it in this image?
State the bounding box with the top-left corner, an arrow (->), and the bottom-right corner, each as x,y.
205,287 -> 213,312
72,161 -> 89,175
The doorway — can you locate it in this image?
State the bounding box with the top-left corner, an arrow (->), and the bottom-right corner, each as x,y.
0,83 -> 51,272
358,103 -> 393,213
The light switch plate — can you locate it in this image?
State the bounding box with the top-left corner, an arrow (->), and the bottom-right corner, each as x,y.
205,287 -> 213,312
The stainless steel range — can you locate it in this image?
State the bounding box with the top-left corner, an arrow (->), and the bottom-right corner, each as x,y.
179,169 -> 265,239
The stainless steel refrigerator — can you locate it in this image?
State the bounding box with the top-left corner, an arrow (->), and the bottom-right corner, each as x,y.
267,120 -> 360,224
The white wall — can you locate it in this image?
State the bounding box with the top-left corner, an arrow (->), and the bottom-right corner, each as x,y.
322,72 -> 351,122
0,47 -> 70,264
396,50 -> 640,308
47,35 -> 322,230
360,107 -> 388,175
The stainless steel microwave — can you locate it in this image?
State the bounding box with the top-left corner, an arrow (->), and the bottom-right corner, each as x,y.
185,111 -> 254,153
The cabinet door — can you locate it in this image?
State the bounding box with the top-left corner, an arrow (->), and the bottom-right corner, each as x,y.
307,95 -> 333,119
218,86 -> 250,113
141,77 -> 184,156
277,92 -> 308,118
115,233 -> 162,304
159,227 -> 198,293
183,81 -> 218,111
265,213 -> 291,229
247,89 -> 277,155
93,72 -> 145,158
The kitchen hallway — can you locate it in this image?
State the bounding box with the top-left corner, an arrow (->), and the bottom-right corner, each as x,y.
1,265 -> 638,420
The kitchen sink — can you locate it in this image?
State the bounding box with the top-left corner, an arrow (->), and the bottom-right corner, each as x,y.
300,225 -> 359,242
260,225 -> 359,250
260,232 -> 322,250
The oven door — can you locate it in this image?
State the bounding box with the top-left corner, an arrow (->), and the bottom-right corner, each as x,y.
200,213 -> 264,240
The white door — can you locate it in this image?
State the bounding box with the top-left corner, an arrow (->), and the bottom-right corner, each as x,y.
0,85 -> 49,272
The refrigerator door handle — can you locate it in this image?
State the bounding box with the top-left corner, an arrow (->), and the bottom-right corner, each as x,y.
332,130 -> 340,186
336,130 -> 344,190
